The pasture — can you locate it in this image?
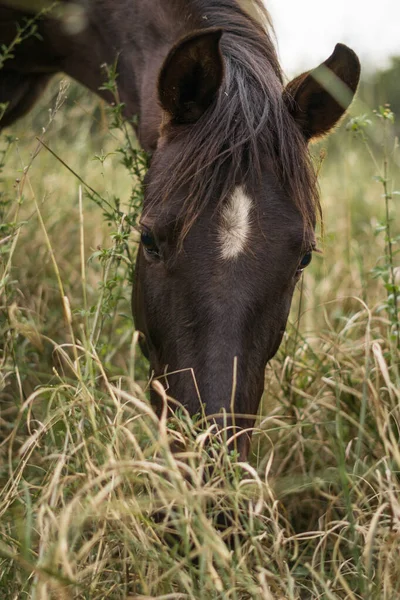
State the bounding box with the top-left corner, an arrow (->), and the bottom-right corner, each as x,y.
1,28 -> 400,600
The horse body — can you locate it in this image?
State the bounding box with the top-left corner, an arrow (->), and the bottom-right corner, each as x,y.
0,0 -> 360,457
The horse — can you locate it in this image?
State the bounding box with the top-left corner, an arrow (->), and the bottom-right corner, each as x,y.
0,0 -> 360,459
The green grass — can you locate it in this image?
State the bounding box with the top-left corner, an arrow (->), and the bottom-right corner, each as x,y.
0,77 -> 399,599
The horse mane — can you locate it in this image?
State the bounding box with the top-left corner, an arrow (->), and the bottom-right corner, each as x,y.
149,0 -> 320,242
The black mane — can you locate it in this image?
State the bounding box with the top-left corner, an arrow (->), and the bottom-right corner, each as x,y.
147,0 -> 320,239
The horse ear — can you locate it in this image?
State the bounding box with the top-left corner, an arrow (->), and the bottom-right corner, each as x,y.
158,28 -> 224,124
284,43 -> 361,141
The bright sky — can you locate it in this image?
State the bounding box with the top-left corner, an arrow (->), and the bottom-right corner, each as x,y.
267,0 -> 400,76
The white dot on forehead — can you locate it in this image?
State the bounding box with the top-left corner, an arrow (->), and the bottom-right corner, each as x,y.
219,186 -> 252,260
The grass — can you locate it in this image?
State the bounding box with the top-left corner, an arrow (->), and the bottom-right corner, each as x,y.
0,76 -> 399,599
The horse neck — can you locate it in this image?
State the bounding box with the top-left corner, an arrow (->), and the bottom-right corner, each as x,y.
49,1 -> 270,151
46,0 -> 187,151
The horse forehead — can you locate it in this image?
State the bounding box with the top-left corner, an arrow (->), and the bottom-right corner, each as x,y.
216,183 -> 309,261
219,186 -> 253,260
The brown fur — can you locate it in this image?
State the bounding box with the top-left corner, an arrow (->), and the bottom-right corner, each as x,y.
285,43 -> 361,140
0,0 -> 360,458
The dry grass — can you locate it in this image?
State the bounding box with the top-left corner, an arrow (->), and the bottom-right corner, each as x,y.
0,78 -> 399,599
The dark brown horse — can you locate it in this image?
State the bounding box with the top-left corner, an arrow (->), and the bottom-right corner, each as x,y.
0,0 -> 360,458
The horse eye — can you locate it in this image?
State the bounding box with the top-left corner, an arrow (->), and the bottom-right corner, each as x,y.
141,229 -> 160,258
299,251 -> 312,270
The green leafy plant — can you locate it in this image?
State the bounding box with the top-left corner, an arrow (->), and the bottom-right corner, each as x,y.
347,106 -> 400,350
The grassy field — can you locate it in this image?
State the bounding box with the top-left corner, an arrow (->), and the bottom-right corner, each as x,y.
0,75 -> 399,600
